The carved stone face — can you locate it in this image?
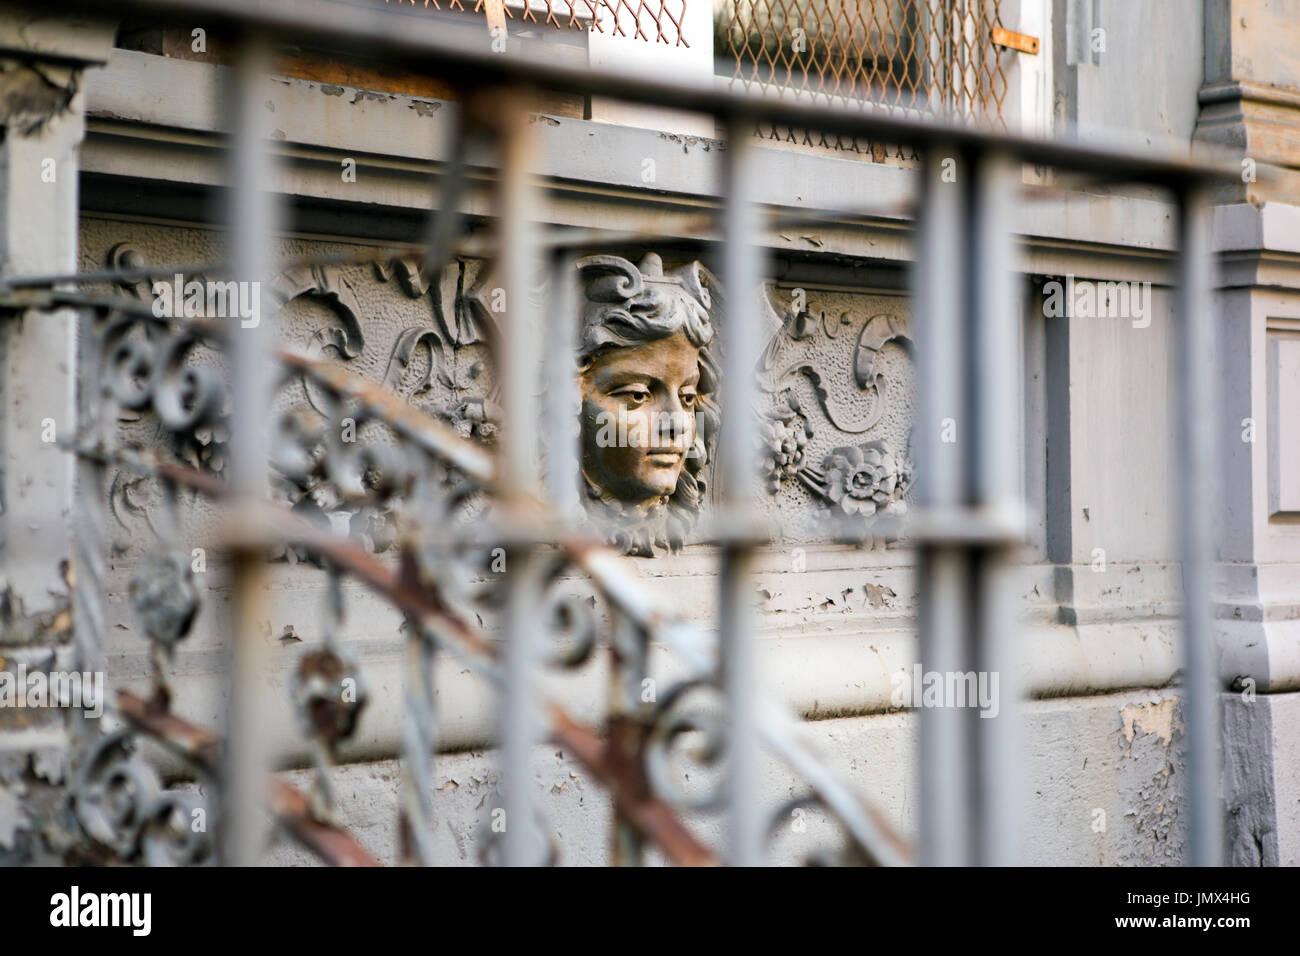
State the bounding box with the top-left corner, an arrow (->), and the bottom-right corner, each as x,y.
580,330 -> 701,503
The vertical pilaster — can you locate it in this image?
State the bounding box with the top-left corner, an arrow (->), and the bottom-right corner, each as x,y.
0,7 -> 113,865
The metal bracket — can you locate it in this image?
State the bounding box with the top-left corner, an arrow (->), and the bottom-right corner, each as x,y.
992,26 -> 1039,55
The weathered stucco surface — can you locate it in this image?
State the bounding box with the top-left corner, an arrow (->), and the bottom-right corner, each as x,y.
250,689 -> 1195,865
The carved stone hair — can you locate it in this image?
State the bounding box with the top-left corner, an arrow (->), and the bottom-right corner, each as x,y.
575,252 -> 721,554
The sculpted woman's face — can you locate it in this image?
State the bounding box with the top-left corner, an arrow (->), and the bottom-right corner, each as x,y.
580,330 -> 701,503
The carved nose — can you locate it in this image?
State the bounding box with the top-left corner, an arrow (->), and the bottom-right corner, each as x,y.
657,409 -> 688,442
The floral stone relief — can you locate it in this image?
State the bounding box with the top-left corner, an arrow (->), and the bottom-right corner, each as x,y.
754,285 -> 916,543
85,222 -> 914,559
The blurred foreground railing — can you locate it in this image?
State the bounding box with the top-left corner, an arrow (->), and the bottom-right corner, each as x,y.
9,0 -> 1239,866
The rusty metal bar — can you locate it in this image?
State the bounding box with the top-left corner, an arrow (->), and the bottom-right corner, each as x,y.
117,691 -> 383,867
991,25 -> 1039,55
399,551 -> 439,865
548,704 -> 716,866
497,92 -> 546,867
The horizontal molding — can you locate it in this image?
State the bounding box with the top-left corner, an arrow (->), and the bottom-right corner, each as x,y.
92,549 -> 1299,771
120,616 -> 1183,774
1214,560 -> 1300,693
1214,202 -> 1300,255
79,48 -> 1206,283
1199,80 -> 1300,113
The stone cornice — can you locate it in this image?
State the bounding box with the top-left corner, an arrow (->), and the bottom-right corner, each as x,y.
82,49 -> 1225,289
1200,80 -> 1300,112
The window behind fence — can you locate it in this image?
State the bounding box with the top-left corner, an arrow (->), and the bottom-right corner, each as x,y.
717,0 -> 1009,155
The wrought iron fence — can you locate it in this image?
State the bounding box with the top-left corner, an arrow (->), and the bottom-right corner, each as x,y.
3,0 -> 1235,866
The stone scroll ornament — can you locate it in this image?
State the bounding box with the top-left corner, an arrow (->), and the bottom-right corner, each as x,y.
576,253 -> 721,557
755,288 -> 916,525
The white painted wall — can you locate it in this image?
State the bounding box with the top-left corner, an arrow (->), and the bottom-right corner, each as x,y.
586,0 -> 717,137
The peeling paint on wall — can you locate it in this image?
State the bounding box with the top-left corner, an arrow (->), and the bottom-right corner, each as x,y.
1118,695 -> 1180,755
1112,693 -> 1185,864
864,582 -> 896,609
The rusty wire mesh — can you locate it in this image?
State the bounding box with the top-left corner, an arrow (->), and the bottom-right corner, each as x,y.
384,0 -> 690,45
718,0 -> 1008,157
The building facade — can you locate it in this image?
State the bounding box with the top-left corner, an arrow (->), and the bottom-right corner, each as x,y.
0,0 -> 1298,866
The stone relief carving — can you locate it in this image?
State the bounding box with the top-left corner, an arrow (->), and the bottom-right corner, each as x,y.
755,286 -> 916,539
374,255 -> 500,440
272,264 -> 366,361
805,441 -> 913,518
576,253 -> 720,556
94,232 -> 915,558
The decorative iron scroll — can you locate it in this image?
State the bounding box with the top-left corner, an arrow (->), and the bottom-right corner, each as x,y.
33,257 -> 910,864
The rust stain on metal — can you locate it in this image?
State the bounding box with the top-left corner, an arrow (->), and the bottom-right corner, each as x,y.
74,341 -> 911,867
117,690 -> 382,867
549,705 -> 717,867
991,26 -> 1039,55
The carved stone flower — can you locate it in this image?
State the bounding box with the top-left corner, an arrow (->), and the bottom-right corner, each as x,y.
759,395 -> 812,494
822,443 -> 901,517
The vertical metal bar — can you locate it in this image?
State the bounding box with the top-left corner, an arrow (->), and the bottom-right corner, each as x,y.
70,310 -> 110,757
73,309 -> 110,673
401,439 -> 448,865
498,91 -> 544,867
544,250 -> 581,520
1174,183 -> 1222,866
608,612 -> 647,866
400,623 -> 438,865
720,116 -> 764,867
912,147 -> 973,866
969,150 -> 1022,865
222,31 -> 280,867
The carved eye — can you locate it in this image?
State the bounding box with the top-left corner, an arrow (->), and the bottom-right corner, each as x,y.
679,390 -> 698,409
617,387 -> 651,407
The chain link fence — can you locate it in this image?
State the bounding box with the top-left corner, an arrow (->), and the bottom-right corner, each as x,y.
384,0 -> 691,45
718,0 -> 1009,157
